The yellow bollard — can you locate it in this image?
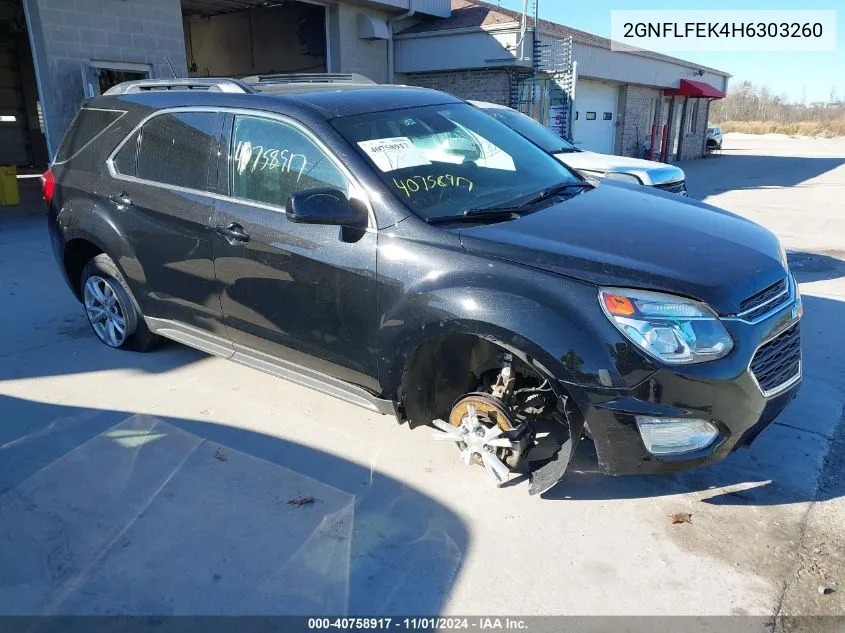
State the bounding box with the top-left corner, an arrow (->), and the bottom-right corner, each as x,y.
0,166 -> 21,206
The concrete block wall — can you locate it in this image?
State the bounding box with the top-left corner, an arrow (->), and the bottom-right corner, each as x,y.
618,84 -> 662,158
24,0 -> 188,157
399,69 -> 514,104
335,3 -> 388,84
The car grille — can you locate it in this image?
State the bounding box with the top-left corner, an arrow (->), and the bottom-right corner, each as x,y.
738,278 -> 788,321
655,180 -> 687,195
750,322 -> 801,395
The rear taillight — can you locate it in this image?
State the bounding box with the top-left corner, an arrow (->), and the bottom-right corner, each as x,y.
41,169 -> 55,204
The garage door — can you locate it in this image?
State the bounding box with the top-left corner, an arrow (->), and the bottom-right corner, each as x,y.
0,1 -> 31,166
571,80 -> 618,154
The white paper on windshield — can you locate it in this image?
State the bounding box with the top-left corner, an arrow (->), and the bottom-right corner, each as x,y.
357,137 -> 431,172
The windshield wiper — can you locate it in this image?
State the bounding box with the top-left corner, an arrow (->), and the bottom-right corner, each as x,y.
426,181 -> 593,226
426,209 -> 522,226
517,181 -> 592,207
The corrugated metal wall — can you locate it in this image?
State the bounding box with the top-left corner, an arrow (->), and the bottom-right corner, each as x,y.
397,29 -> 728,93
395,29 -> 522,73
570,41 -> 729,92
368,0 -> 449,17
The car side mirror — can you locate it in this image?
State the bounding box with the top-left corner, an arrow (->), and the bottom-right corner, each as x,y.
286,188 -> 368,227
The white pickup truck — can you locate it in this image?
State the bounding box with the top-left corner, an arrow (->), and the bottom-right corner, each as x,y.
471,100 -> 688,196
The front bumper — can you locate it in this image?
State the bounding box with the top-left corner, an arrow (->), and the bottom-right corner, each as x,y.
653,179 -> 688,196
574,285 -> 802,475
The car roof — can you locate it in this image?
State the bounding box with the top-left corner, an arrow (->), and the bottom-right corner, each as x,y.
86,83 -> 463,120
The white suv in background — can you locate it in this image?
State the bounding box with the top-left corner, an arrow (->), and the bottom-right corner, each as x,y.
471,100 -> 688,196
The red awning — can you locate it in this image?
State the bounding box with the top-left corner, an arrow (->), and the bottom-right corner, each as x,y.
664,79 -> 725,99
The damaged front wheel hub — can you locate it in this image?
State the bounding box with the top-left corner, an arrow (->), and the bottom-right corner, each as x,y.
432,394 -> 518,486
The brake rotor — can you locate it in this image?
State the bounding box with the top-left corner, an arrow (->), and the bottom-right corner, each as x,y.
448,392 -> 514,431
432,393 -> 517,486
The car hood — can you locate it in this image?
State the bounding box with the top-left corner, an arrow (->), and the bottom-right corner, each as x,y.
556,151 -> 684,186
457,182 -> 786,315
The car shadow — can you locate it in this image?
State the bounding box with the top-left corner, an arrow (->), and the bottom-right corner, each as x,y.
0,395 -> 468,616
542,291 -> 845,507
787,250 -> 845,284
682,154 -> 845,198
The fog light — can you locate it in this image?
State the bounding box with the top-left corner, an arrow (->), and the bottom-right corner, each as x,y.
635,417 -> 718,455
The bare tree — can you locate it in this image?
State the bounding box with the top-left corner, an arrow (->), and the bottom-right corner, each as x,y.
711,81 -> 845,126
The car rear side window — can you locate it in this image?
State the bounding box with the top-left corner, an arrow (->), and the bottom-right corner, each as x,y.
230,115 -> 349,208
54,108 -> 125,163
137,112 -> 218,190
113,130 -> 139,177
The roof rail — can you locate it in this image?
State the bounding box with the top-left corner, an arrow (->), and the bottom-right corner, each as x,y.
241,73 -> 376,85
103,78 -> 251,96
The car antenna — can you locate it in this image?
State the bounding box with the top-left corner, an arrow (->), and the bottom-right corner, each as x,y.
163,56 -> 178,78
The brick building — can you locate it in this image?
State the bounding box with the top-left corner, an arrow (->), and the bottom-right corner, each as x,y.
395,0 -> 730,160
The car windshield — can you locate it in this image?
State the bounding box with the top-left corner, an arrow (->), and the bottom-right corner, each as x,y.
481,107 -> 578,154
332,103 -> 581,221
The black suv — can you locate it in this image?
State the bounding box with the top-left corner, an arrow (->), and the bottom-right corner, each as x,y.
46,77 -> 802,494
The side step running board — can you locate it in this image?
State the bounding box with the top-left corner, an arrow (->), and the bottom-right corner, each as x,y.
146,318 -> 395,416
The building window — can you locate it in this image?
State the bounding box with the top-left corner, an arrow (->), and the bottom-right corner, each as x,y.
687,99 -> 700,134
586,112 -> 596,120
603,112 -> 612,120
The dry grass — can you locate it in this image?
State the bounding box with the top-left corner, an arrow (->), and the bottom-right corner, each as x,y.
718,120 -> 845,137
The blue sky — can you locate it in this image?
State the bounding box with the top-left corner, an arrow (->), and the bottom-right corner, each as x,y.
493,0 -> 844,103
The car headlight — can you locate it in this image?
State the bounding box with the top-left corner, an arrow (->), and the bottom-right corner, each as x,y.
602,172 -> 642,185
599,288 -> 734,364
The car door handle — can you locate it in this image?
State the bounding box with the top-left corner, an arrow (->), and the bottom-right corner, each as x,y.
215,222 -> 250,244
109,192 -> 133,209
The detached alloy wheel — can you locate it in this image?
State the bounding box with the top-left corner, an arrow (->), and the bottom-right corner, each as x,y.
80,253 -> 160,352
83,275 -> 135,347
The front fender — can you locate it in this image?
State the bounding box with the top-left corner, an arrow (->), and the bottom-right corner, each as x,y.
376,229 -> 658,398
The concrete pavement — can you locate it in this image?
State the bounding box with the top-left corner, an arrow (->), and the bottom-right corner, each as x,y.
0,135 -> 843,619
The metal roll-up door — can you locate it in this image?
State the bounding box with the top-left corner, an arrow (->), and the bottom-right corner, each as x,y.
0,0 -> 32,166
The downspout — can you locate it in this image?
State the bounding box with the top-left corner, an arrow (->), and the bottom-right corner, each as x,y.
387,2 -> 416,84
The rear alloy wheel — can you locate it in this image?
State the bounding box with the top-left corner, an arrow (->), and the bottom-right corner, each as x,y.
80,253 -> 160,351
83,275 -> 135,348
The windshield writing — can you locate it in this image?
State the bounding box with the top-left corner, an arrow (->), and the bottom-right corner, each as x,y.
332,104 -> 579,220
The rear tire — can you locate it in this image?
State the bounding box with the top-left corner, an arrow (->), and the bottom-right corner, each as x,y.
81,253 -> 160,352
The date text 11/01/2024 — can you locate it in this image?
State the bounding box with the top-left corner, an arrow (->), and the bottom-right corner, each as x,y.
308,618 -> 528,630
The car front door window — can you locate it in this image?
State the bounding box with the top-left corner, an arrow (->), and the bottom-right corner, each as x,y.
209,113 -> 379,390
230,115 -> 349,208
